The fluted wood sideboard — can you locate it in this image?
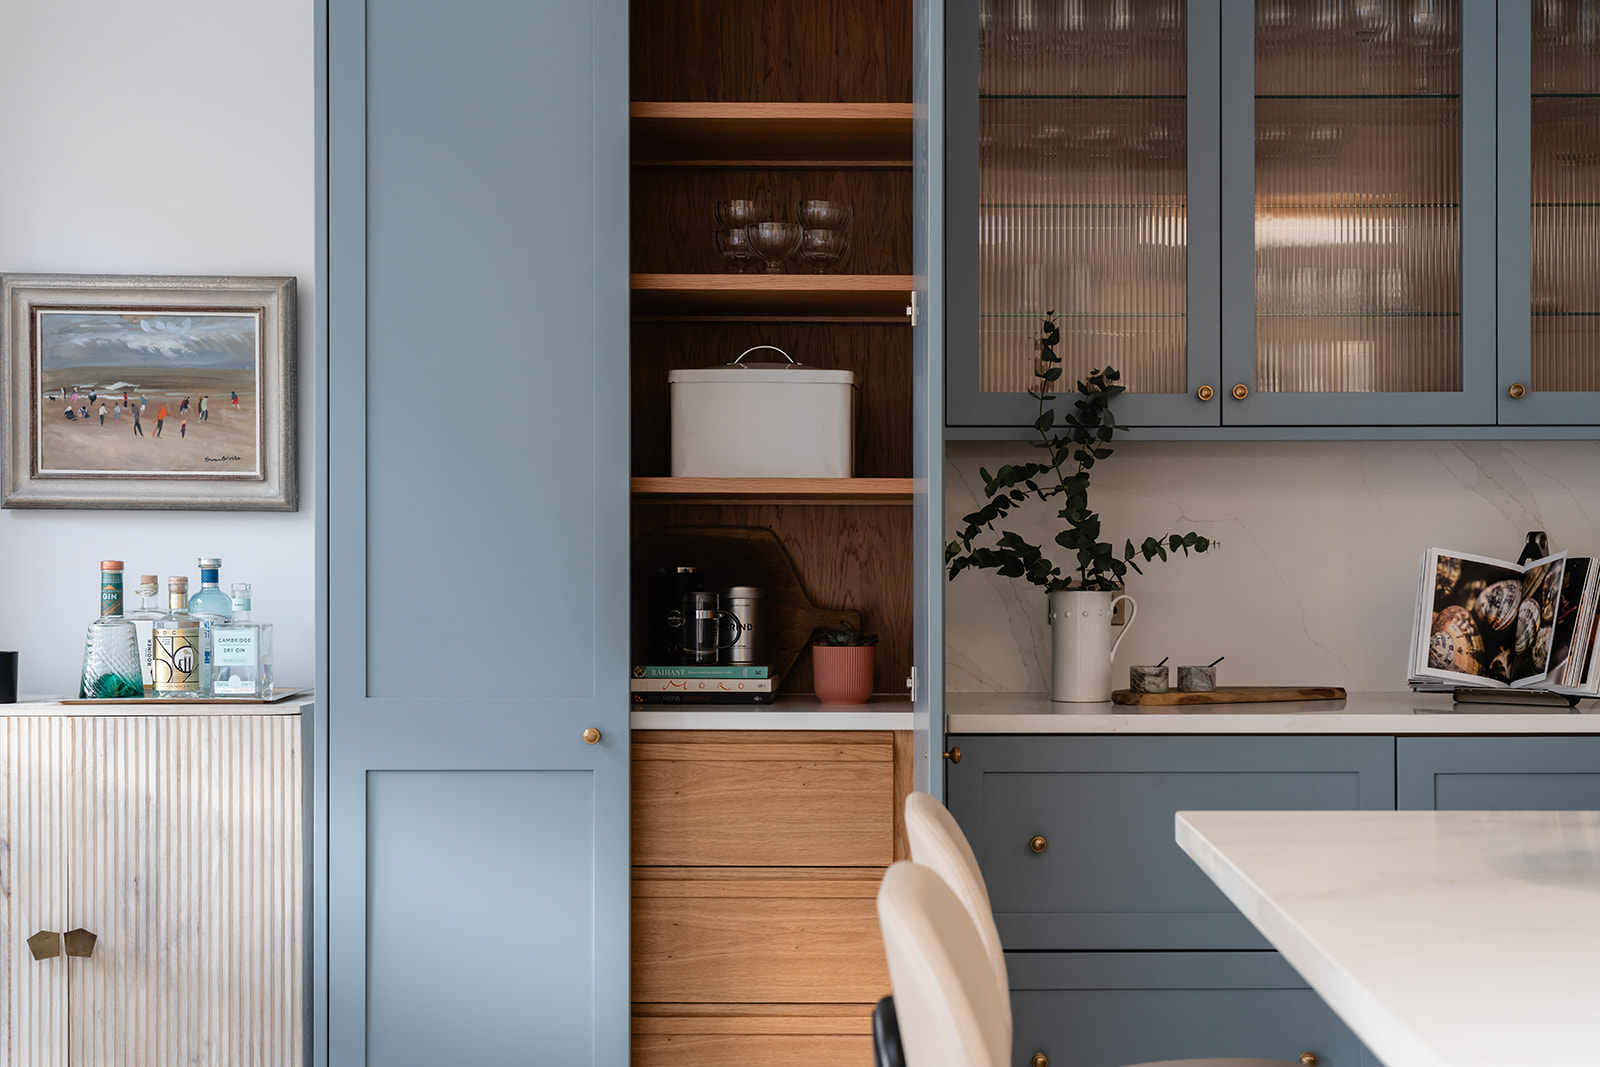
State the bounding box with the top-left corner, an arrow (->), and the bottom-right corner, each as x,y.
1,700 -> 309,1067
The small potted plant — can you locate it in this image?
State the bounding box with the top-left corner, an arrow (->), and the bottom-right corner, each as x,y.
811,625 -> 878,706
945,312 -> 1216,701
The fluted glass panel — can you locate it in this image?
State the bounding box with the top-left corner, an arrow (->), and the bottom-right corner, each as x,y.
1255,0 -> 1462,393
1531,5 -> 1600,391
979,0 -> 1187,395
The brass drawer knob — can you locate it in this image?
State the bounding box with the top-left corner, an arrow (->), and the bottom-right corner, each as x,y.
1030,835 -> 1048,853
583,727 -> 601,745
1299,1054 -> 1317,1067
1196,385 -> 1214,402
1231,383 -> 1249,400
1032,1054 -> 1049,1067
943,747 -> 961,764
1508,382 -> 1527,399
27,931 -> 61,961
64,928 -> 97,958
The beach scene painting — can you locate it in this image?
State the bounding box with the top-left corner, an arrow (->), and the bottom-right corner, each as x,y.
34,309 -> 262,478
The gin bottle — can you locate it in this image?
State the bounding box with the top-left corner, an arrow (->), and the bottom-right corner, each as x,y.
189,557 -> 231,677
210,582 -> 274,698
80,560 -> 144,699
153,576 -> 208,699
125,573 -> 161,688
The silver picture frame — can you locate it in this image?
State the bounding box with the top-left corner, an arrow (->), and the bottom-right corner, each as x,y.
2,273 -> 296,510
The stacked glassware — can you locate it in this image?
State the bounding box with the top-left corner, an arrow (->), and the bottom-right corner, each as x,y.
712,200 -> 853,273
795,200 -> 852,273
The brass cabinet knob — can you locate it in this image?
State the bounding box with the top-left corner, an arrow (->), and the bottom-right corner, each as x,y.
1508,382 -> 1527,399
943,746 -> 962,764
1231,383 -> 1250,400
27,930 -> 61,961
1299,1054 -> 1318,1067
64,928 -> 97,958
582,727 -> 601,745
1030,835 -> 1048,853
1032,1055 -> 1050,1067
1196,385 -> 1214,402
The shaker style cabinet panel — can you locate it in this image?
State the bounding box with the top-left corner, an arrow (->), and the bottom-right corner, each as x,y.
1008,953 -> 1365,1067
944,735 -> 1395,950
2,715 -> 302,1067
323,0 -> 631,1062
1397,736 -> 1600,809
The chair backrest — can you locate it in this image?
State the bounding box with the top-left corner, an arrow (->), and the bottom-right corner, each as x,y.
903,789 -> 1011,1044
876,861 -> 1011,1067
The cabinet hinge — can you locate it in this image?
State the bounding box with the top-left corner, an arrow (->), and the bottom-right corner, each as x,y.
906,665 -> 918,703
906,291 -> 919,328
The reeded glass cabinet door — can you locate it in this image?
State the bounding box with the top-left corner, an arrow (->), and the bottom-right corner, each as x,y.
946,0 -> 1222,429
1498,0 -> 1600,424
1220,0 -> 1496,425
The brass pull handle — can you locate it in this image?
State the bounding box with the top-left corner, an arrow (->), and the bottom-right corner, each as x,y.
64,928 -> 97,958
27,930 -> 62,961
1030,835 -> 1047,853
1508,382 -> 1527,399
1032,1055 -> 1049,1067
1299,1054 -> 1318,1067
1196,385 -> 1214,402
583,727 -> 601,745
1231,383 -> 1249,400
943,746 -> 961,764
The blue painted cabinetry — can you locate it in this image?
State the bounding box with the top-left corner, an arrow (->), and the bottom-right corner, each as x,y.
1397,736 -> 1600,809
322,0 -> 630,1063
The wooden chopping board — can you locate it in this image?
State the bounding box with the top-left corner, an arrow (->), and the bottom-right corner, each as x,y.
1112,686 -> 1347,706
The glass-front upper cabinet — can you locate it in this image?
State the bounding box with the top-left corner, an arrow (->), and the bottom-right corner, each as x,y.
1499,0 -> 1600,424
945,0 -> 1222,429
1220,0 -> 1496,425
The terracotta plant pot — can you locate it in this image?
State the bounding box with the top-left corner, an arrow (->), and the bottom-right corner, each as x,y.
813,645 -> 875,706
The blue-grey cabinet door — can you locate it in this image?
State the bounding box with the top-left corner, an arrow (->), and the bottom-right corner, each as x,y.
1398,736 -> 1600,809
1218,0 -> 1497,427
944,0 -> 1224,431
1496,1 -> 1600,425
944,735 -> 1395,949
322,0 -> 629,1063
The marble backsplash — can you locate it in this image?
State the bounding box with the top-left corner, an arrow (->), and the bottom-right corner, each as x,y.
944,440 -> 1600,693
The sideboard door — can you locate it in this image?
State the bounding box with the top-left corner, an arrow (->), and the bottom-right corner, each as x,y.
323,0 -> 630,1063
65,715 -> 302,1066
0,716 -> 69,1067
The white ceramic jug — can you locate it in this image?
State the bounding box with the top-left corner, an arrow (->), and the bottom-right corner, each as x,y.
1048,588 -> 1138,703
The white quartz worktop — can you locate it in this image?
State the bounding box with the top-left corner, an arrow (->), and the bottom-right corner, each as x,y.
632,695 -> 914,731
1176,809 -> 1600,1067
947,690 -> 1600,734
4,694 -> 315,716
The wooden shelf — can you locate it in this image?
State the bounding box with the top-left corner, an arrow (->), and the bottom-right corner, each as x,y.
631,477 -> 914,503
632,274 -> 913,320
631,102 -> 913,166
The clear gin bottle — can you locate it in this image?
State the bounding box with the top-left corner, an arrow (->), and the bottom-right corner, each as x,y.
210,582 -> 274,698
153,576 -> 208,699
125,573 -> 162,688
80,561 -> 145,699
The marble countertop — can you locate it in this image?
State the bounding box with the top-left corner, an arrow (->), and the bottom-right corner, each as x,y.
4,694 -> 315,716
947,690 -> 1600,734
1176,809 -> 1600,1067
632,695 -> 914,731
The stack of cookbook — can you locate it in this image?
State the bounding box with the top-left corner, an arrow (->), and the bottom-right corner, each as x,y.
1409,547 -> 1600,695
629,664 -> 779,705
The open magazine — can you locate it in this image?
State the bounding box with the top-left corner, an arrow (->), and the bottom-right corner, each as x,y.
1409,548 -> 1572,689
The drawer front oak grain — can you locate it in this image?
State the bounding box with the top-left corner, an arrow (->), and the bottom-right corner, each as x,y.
632,731 -> 896,867
945,735 -> 1396,950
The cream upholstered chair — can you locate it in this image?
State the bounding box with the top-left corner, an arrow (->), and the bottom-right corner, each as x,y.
899,791 -> 1301,1067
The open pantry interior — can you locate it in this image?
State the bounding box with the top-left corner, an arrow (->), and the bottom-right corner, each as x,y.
628,0 -> 916,701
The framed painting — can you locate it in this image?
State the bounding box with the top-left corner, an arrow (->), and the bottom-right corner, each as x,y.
2,274 -> 296,510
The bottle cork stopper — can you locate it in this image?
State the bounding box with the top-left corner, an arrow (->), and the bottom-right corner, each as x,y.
168,576 -> 189,589
100,560 -> 124,570
141,575 -> 158,585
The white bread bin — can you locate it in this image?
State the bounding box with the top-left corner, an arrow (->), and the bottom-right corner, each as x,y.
669,346 -> 856,477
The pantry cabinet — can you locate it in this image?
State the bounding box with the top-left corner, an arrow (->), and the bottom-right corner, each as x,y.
946,0 -> 1600,435
1,713 -> 302,1066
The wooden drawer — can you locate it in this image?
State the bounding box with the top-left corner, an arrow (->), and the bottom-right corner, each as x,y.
632,868 -> 889,1003
945,735 -> 1395,950
633,1004 -> 873,1067
633,730 -> 900,867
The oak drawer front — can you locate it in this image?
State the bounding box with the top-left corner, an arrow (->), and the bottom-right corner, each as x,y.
1398,736 -> 1600,810
633,731 -> 896,867
1008,952 -> 1365,1067
945,736 -> 1395,950
631,869 -> 888,1003
632,1034 -> 873,1066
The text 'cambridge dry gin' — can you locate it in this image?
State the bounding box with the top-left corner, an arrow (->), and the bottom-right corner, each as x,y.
210,582 -> 273,698
153,576 -> 208,698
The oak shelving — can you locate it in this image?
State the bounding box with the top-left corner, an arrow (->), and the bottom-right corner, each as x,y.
631,102 -> 913,167
631,273 -> 913,319
630,477 -> 914,503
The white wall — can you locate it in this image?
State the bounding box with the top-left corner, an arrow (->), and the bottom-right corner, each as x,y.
946,439 -> 1600,692
0,0 -> 314,697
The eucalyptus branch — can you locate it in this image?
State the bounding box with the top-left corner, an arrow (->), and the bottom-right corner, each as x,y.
945,311 -> 1216,593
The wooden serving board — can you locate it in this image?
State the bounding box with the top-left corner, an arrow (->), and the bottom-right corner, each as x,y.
1112,686 -> 1347,706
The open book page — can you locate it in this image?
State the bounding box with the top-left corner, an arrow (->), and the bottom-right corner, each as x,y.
1549,558 -> 1594,689
1414,548 -> 1567,688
